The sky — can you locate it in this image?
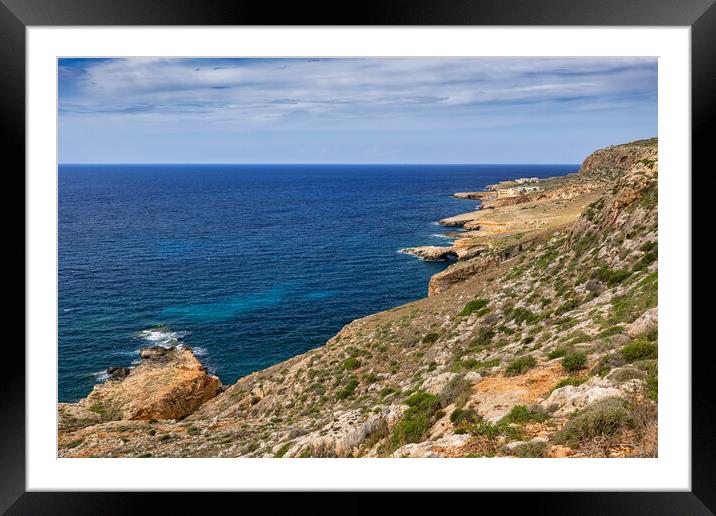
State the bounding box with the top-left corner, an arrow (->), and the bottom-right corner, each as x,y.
58,57 -> 657,164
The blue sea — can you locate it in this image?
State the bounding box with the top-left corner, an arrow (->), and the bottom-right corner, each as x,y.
58,164 -> 578,402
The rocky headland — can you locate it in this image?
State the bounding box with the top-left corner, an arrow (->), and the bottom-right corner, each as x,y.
59,138 -> 658,458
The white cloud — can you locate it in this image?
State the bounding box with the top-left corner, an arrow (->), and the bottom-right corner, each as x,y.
59,57 -> 657,125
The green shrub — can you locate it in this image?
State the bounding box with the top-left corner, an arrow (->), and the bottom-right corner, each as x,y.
342,357 -> 361,370
500,404 -> 548,425
555,299 -> 579,316
422,332 -> 440,344
379,386 -> 397,398
475,307 -> 491,318
607,273 -> 657,324
450,408 -> 480,426
632,251 -> 657,272
554,397 -> 634,447
505,356 -> 537,376
640,240 -> 657,252
547,347 -> 569,360
508,440 -> 548,458
597,325 -> 625,339
562,352 -> 588,372
620,340 -> 657,362
390,391 -> 442,448
498,325 -> 515,335
362,372 -> 378,384
507,307 -> 540,325
595,267 -> 632,287
459,299 -> 489,316
472,327 -> 495,348
466,420 -> 502,439
274,443 -> 291,458
336,376 -> 359,399
646,372 -> 658,401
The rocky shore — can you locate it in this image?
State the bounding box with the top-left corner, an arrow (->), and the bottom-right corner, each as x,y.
59,138 -> 659,459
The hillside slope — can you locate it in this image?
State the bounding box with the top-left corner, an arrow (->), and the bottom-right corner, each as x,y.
58,138 -> 658,458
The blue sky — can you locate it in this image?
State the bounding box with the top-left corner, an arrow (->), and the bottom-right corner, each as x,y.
58,57 -> 657,164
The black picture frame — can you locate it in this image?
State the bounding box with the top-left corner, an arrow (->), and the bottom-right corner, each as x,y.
4,0 -> 710,512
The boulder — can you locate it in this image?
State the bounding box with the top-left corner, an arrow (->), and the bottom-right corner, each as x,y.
626,307 -> 658,338
286,409 -> 389,458
541,377 -> 622,417
392,434 -> 470,458
422,372 -> 459,398
464,371 -> 483,385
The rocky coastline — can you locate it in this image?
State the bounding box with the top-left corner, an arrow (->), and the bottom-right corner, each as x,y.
59,137 -> 659,459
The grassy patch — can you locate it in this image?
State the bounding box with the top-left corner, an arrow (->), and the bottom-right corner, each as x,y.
562,352 -> 588,372
274,442 -> 291,458
597,325 -> 625,339
607,273 -> 657,325
507,440 -> 548,458
554,397 -> 634,447
554,299 -> 580,316
547,347 -> 569,360
499,404 -> 549,425
632,251 -> 657,272
506,307 -> 540,325
620,340 -> 658,362
505,356 -> 537,377
459,299 -> 489,317
450,407 -> 480,427
422,332 -> 440,344
389,391 -> 442,450
595,267 -> 631,287
336,376 -> 359,399
342,357 -> 361,370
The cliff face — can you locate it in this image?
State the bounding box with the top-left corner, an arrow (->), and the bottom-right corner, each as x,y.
58,138 -> 658,459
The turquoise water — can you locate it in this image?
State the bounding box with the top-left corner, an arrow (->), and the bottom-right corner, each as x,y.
58,164 -> 577,401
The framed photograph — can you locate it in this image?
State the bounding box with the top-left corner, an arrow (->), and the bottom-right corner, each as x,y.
6,0 -> 710,512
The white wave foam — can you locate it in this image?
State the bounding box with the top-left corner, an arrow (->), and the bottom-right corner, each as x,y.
92,370 -> 111,382
137,327 -> 190,348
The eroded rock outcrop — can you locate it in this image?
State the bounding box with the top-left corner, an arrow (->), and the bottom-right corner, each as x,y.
59,346 -> 221,427
401,246 -> 457,261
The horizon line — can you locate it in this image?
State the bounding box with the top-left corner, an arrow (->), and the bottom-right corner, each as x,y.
58,162 -> 582,167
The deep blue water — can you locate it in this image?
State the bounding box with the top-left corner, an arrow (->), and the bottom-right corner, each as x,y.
58,164 -> 578,402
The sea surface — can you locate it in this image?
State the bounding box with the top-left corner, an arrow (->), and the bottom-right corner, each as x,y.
58,163 -> 578,402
